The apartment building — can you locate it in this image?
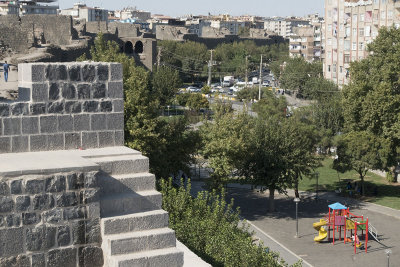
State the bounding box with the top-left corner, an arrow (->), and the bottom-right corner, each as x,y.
324,0 -> 400,85
264,17 -> 310,38
60,3 -> 108,22
0,1 -> 18,15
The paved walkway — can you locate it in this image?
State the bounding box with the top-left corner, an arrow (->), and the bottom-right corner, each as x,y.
0,65 -> 18,100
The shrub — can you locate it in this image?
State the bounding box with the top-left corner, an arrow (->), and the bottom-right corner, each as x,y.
160,178 -> 299,267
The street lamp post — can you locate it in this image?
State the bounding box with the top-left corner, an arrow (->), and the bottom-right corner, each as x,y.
167,105 -> 170,116
385,249 -> 392,267
315,172 -> 319,201
294,197 -> 301,238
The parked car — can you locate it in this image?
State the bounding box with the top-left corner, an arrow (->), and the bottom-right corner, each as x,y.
187,86 -> 201,92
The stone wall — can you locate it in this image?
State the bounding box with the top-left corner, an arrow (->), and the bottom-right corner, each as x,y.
0,62 -> 124,153
0,170 -> 103,267
0,15 -> 73,53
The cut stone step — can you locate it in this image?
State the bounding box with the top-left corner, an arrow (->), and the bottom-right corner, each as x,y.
99,172 -> 156,195
101,210 -> 169,235
110,247 -> 184,267
92,154 -> 149,175
104,228 -> 177,256
100,190 -> 162,217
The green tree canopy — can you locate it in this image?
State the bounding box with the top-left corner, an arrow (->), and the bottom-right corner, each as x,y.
342,26 -> 400,167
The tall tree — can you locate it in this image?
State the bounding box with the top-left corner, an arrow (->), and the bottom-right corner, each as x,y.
342,27 -> 400,169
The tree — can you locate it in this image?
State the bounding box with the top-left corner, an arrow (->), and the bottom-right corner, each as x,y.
342,27 -> 400,169
152,66 -> 182,107
186,93 -> 209,112
238,26 -> 250,37
333,131 -> 390,195
252,91 -> 288,120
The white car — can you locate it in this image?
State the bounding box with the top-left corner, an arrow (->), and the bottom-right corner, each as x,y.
187,86 -> 201,92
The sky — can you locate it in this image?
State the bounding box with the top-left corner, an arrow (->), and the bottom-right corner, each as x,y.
57,0 -> 324,18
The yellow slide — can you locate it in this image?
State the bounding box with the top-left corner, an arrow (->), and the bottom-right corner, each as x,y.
313,219 -> 328,242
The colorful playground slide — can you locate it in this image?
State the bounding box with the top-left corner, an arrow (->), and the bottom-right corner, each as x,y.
313,219 -> 328,242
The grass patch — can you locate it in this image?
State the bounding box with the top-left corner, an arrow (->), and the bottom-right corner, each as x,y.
299,158 -> 400,210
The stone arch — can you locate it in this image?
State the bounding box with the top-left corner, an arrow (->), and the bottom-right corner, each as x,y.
125,41 -> 134,54
134,41 -> 144,54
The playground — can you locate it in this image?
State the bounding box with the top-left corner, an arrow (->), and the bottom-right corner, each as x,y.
226,187 -> 400,267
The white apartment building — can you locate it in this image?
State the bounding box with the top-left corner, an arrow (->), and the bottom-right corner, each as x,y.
59,3 -> 108,22
264,17 -> 310,38
0,1 -> 19,15
324,0 -> 400,85
210,19 -> 247,35
19,0 -> 58,15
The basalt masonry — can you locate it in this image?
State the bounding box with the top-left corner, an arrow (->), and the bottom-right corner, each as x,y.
0,62 -> 124,153
0,171 -> 103,267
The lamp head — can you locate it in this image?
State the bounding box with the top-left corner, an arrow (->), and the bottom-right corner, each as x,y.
294,197 -> 300,203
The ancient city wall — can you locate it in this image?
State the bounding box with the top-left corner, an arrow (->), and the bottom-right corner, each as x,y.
0,15 -> 73,53
0,62 -> 124,153
0,170 -> 103,267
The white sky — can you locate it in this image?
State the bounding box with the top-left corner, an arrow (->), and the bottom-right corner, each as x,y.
57,0 -> 324,18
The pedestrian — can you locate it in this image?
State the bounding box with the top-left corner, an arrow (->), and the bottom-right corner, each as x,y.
3,61 -> 10,82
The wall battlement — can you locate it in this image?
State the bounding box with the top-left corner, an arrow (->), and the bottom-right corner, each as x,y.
0,62 -> 124,153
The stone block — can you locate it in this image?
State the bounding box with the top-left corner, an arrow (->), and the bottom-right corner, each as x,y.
55,192 -> 78,207
10,180 -> 22,194
62,83 -> 76,99
72,220 -> 85,245
107,113 -> 124,130
25,179 -> 46,194
30,103 -> 46,115
68,65 -> 81,82
16,196 -> 30,211
48,134 -> 64,151
30,135 -> 47,152
18,87 -> 31,101
5,214 -> 21,227
48,248 -> 77,267
86,218 -> 101,243
79,246 -> 104,267
43,208 -> 63,224
45,175 -> 66,193
81,132 -> 98,149
98,131 -> 114,147
0,103 -> 10,117
11,102 -> 29,116
100,100 -> 112,112
57,225 -> 71,246
40,115 -> 58,133
112,99 -> 124,112
82,65 -> 96,83
3,117 -> 21,135
110,63 -> 123,81
31,83 -> 48,102
46,64 -> 68,81
91,114 -> 107,131
49,83 -> 61,100
86,202 -> 100,219
58,115 -> 74,132
25,225 -> 56,251
108,82 -> 123,98
115,131 -> 124,146
64,206 -> 85,220
31,64 -> 46,82
22,212 -> 41,226
92,83 -> 106,98
22,116 -> 39,135
31,253 -> 46,267
84,172 -> 99,188
0,137 -> 11,153
65,132 -> 81,149
65,101 -> 82,113
0,228 -> 24,257
78,84 -> 91,99
12,136 -> 29,153
97,64 -> 109,81
0,196 -> 14,212
32,194 -> 54,210
67,173 -> 84,190
48,101 -> 65,114
81,189 -> 99,204
83,101 -> 99,113
0,181 -> 10,195
0,255 -> 30,267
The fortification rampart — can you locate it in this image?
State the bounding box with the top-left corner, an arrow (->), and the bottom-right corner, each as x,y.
0,62 -> 124,153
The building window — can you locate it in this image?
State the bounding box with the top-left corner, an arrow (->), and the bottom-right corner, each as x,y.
340,66 -> 343,73
352,42 -> 357,50
344,54 -> 350,63
352,14 -> 357,23
328,65 -> 331,72
388,10 -> 393,19
352,28 -> 357,36
328,24 -> 332,32
344,40 -> 350,51
359,28 -> 364,37
328,38 -> 332,45
359,42 -> 364,50
328,51 -> 332,59
381,11 -> 386,20
360,14 -> 365,22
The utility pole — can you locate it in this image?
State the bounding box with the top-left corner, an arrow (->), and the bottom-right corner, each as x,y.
245,55 -> 249,88
207,49 -> 214,87
157,47 -> 162,68
259,54 -> 263,101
